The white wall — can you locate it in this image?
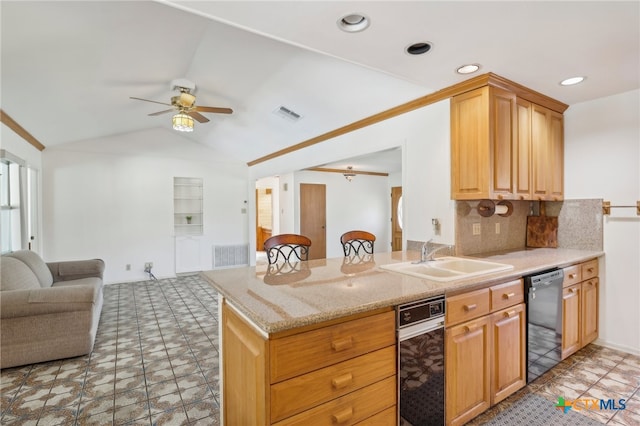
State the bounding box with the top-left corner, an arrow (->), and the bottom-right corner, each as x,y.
248,99 -> 454,255
564,89 -> 640,354
42,128 -> 248,283
293,170 -> 391,258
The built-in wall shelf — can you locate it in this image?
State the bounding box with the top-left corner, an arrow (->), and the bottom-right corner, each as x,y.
174,177 -> 203,236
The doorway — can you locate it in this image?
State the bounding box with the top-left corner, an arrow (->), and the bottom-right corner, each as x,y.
300,183 -> 326,259
391,186 -> 403,251
256,188 -> 273,251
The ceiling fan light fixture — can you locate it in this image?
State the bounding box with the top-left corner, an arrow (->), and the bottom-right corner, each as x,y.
343,166 -> 356,182
173,113 -> 194,132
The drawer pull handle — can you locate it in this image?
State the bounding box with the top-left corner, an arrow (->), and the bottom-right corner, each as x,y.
569,273 -> 577,279
502,292 -> 515,299
569,288 -> 576,293
331,407 -> 353,423
463,304 -> 477,311
504,310 -> 516,318
331,337 -> 353,352
464,324 -> 477,333
331,373 -> 353,389
587,267 -> 595,273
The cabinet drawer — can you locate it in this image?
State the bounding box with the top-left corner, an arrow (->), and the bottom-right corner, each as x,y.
270,346 -> 396,423
272,376 -> 396,426
490,279 -> 524,312
446,288 -> 490,326
563,265 -> 581,288
356,405 -> 396,425
270,311 -> 396,383
581,259 -> 598,281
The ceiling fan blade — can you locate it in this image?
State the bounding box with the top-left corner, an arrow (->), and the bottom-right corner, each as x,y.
129,96 -> 172,107
194,106 -> 233,114
187,111 -> 210,123
148,109 -> 175,116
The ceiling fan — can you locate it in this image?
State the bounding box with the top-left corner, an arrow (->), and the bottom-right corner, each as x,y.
130,79 -> 232,131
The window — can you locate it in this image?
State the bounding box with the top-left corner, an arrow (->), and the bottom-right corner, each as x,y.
1,151 -> 38,254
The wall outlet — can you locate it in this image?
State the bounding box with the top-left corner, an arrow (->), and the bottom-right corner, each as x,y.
126,264 -> 131,271
472,223 -> 481,235
495,223 -> 501,234
144,262 -> 153,271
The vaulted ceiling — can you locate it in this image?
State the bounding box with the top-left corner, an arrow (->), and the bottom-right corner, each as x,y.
2,1 -> 638,168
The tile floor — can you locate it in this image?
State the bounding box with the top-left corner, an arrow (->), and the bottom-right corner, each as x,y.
1,275 -> 220,425
1,274 -> 639,425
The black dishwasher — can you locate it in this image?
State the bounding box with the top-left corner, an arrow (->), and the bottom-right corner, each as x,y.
525,268 -> 564,382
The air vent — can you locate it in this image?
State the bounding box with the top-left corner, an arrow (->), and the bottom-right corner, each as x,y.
274,105 -> 302,122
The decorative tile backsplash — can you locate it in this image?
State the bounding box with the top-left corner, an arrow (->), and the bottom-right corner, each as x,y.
454,199 -> 603,255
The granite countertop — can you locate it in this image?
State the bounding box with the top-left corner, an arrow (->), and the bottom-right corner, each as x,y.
200,248 -> 603,335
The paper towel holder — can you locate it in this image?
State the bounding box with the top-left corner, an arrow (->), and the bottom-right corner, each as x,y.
477,199 -> 513,217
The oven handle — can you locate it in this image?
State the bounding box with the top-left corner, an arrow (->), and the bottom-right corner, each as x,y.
398,319 -> 444,341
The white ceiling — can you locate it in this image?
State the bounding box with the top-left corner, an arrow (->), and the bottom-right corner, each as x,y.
2,1 -> 638,170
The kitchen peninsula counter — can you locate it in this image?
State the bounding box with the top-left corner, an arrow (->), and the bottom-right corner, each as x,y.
200,247 -> 603,335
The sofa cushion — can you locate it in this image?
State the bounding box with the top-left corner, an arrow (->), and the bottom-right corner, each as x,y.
51,277 -> 102,288
1,257 -> 40,291
6,250 -> 54,288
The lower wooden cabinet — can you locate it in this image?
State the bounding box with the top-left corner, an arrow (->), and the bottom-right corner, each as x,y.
491,304 -> 526,404
445,315 -> 491,426
562,283 -> 582,359
445,280 -> 526,426
221,302 -> 397,426
582,278 -> 599,346
561,259 -> 600,359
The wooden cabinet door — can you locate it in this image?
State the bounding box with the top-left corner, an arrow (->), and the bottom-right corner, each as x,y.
451,87 -> 490,200
491,304 -> 526,405
489,87 -> 516,200
547,110 -> 564,200
514,98 -> 532,200
562,284 -> 581,359
445,315 -> 491,426
582,278 -> 599,346
531,104 -> 564,201
222,302 -> 269,425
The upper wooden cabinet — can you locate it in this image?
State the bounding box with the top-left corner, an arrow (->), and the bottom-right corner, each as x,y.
451,84 -> 565,201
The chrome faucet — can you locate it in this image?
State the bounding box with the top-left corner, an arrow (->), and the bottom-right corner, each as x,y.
419,239 -> 451,263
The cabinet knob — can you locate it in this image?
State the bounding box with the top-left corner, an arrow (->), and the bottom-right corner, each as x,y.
464,324 -> 478,333
331,373 -> 353,389
504,310 -> 516,318
587,267 -> 594,273
519,196 -> 525,200
331,407 -> 353,423
497,195 -> 504,200
502,292 -> 515,299
331,337 -> 353,352
569,288 -> 576,293
463,304 -> 477,312
569,273 -> 577,279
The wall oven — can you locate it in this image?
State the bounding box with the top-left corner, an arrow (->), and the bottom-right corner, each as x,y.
397,295 -> 445,426
525,268 -> 564,382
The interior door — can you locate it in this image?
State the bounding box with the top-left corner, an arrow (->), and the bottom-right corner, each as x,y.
391,186 -> 403,251
300,183 -> 326,259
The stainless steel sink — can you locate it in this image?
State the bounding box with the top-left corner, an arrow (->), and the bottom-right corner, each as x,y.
379,257 -> 514,282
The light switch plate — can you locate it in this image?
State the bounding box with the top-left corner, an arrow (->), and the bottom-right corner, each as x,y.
473,223 -> 481,235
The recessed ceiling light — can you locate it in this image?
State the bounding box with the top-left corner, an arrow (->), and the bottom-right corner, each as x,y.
456,64 -> 481,74
560,76 -> 585,86
337,13 -> 370,32
406,42 -> 432,55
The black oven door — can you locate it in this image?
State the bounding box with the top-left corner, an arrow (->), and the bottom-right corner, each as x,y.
398,320 -> 445,426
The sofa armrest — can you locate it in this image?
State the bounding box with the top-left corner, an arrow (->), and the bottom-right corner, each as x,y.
0,285 -> 100,319
47,259 -> 105,282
